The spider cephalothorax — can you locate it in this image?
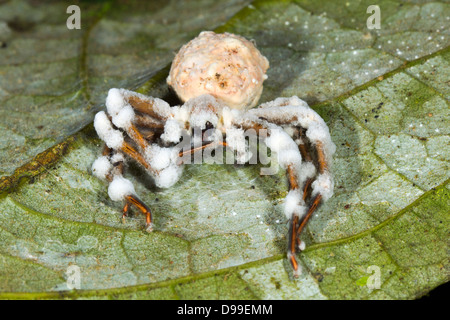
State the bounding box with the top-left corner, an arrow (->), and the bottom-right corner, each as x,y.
92,31 -> 335,277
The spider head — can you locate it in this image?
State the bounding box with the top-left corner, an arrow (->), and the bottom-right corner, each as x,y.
183,94 -> 222,144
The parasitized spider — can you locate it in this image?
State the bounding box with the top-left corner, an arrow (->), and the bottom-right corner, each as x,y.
91,31 -> 335,277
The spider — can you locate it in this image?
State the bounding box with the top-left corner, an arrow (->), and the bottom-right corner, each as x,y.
91,31 -> 336,277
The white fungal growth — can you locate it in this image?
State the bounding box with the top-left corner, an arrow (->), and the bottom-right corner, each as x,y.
111,104 -> 135,130
185,94 -> 221,129
284,189 -> 307,219
94,111 -> 124,150
226,127 -> 245,151
306,122 -> 330,146
298,161 -> 316,185
172,105 -> 190,124
298,241 -> 306,251
226,127 -> 252,163
221,107 -> 237,128
145,144 -> 183,188
105,88 -> 136,130
91,156 -> 112,180
105,88 -> 126,116
145,145 -> 176,171
167,31 -> 269,110
108,175 -> 136,201
250,96 -> 336,166
283,125 -> 296,138
152,97 -> 172,118
311,172 -> 334,201
265,126 -> 302,170
154,165 -> 183,189
278,149 -> 303,170
110,153 -> 125,164
161,119 -> 183,143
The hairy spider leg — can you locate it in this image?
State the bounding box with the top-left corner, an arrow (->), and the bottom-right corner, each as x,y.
127,95 -> 169,122
295,141 -> 327,239
96,91 -> 190,233
125,92 -> 168,143
285,137 -> 316,277
239,111 -> 333,277
119,142 -> 155,174
286,164 -> 302,274
177,141 -> 228,164
126,194 -> 153,232
101,144 -> 154,232
237,118 -> 303,275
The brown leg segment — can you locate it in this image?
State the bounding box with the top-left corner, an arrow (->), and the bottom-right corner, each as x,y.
296,194 -> 322,240
127,95 -> 168,121
315,141 -> 328,174
286,166 -> 303,277
119,141 -> 157,175
288,214 -> 300,272
294,142 -> 329,250
122,201 -> 130,219
177,141 -> 227,164
125,194 -> 153,232
127,124 -> 152,152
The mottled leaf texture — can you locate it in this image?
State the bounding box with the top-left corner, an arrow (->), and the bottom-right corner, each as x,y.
0,0 -> 448,299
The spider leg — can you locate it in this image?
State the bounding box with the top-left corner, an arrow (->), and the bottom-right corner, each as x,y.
240,103 -> 335,277
119,141 -> 156,174
296,141 -> 328,238
125,194 -> 153,232
134,114 -> 165,130
112,146 -> 154,232
232,117 -> 309,276
286,161 -> 315,277
126,93 -> 169,122
94,97 -> 186,232
286,166 -> 302,274
177,141 -> 227,164
94,142 -> 155,232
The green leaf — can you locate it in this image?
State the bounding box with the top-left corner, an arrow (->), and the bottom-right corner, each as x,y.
0,0 -> 448,299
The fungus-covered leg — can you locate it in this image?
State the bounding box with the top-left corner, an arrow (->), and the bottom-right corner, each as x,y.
94,111 -> 157,175
281,137 -> 332,277
108,173 -> 154,233
237,119 -> 309,276
125,194 -> 153,232
91,144 -> 155,232
286,165 -> 301,274
296,141 -> 330,239
247,100 -> 335,276
285,163 -> 315,277
126,93 -> 169,122
106,88 -> 170,123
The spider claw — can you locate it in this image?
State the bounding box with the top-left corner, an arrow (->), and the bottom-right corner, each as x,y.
122,201 -> 130,221
287,252 -> 302,278
293,266 -> 302,278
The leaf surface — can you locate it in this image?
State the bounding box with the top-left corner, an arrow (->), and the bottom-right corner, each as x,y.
0,0 -> 448,299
